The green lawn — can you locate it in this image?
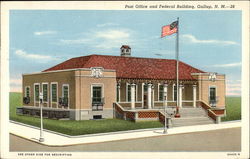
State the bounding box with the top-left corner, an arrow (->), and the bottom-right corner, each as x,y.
9,93 -> 241,135
221,97 -> 241,121
9,92 -> 162,136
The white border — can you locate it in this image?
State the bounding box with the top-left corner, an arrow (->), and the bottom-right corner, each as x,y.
1,1 -> 249,159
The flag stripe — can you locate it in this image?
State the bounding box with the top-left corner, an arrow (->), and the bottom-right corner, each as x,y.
161,21 -> 178,38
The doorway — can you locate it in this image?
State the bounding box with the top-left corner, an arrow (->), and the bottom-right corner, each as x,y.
143,94 -> 147,109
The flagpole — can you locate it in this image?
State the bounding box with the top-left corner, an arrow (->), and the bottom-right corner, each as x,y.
175,17 -> 181,118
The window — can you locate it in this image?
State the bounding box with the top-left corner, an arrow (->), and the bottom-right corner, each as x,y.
34,84 -> 39,102
159,85 -> 164,101
92,86 -> 102,104
42,84 -> 48,102
63,85 -> 69,99
209,87 -> 216,101
62,85 -> 69,106
173,85 -> 177,101
209,87 -> 216,107
51,83 -> 57,102
24,86 -> 31,104
25,86 -> 30,97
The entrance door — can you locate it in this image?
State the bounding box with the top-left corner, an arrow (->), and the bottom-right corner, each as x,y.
143,94 -> 147,109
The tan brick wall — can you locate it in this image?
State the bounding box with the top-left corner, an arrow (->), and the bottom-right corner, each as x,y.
196,74 -> 226,108
75,70 -> 116,110
22,70 -> 75,109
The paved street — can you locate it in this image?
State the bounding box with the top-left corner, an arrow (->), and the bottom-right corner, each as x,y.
10,127 -> 240,152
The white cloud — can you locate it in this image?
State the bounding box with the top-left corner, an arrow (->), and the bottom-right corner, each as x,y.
95,30 -> 130,40
97,23 -> 119,27
60,38 -> 91,44
15,49 -> 56,61
182,34 -> 238,45
34,30 -> 57,36
59,28 -> 134,49
94,29 -> 134,49
211,62 -> 241,68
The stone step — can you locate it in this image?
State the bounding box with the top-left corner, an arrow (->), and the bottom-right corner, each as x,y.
160,108 -> 207,117
171,117 -> 214,127
172,117 -> 211,121
159,108 -> 214,127
179,113 -> 206,117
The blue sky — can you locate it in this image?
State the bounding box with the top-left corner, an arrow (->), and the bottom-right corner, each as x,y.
10,10 -> 241,96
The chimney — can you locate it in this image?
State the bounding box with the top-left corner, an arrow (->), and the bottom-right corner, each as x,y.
120,45 -> 131,57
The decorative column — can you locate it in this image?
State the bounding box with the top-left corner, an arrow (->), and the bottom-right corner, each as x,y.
163,83 -> 168,107
147,83 -> 152,109
142,83 -> 144,108
179,85 -> 183,108
193,85 -> 197,107
131,83 -> 136,109
152,85 -> 155,108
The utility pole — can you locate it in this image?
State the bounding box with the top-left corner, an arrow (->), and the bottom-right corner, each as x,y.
39,92 -> 44,142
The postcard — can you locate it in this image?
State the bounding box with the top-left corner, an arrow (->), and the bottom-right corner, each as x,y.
1,1 -> 249,159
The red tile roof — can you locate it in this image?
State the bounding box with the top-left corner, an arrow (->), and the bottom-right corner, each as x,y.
43,54 -> 205,80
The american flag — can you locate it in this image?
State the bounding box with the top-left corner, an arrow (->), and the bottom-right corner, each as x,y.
161,21 -> 178,38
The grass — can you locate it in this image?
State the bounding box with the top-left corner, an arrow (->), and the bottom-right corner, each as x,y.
221,97 -> 241,121
9,92 -> 162,136
10,93 -> 241,135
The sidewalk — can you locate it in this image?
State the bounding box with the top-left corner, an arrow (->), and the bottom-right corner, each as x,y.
9,120 -> 241,146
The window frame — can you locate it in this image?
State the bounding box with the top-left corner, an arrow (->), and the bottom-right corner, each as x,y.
91,83 -> 104,103
209,85 -> 217,106
42,83 -> 49,103
50,82 -> 58,107
33,83 -> 40,106
62,84 -> 70,109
